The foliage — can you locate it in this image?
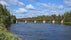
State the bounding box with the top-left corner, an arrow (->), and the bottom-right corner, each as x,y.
64,22 -> 71,25
32,14 -> 63,19
0,23 -> 6,31
10,15 -> 16,24
0,31 -> 20,40
51,14 -> 57,19
64,12 -> 71,25
0,4 -> 20,40
64,12 -> 71,22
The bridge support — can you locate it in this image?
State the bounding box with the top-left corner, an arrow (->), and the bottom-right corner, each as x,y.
16,20 -> 18,23
61,20 -> 63,24
25,20 -> 27,23
34,20 -> 37,23
43,20 -> 46,23
52,20 -> 55,24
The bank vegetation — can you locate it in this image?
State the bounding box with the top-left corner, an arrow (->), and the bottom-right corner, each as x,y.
0,4 -> 20,40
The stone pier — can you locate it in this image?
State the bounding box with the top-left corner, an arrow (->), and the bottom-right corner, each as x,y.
34,20 -> 37,23
61,20 -> 63,24
25,20 -> 27,23
43,20 -> 46,23
16,20 -> 18,23
52,20 -> 55,24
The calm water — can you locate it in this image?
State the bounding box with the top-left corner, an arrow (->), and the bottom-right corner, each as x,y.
9,22 -> 71,40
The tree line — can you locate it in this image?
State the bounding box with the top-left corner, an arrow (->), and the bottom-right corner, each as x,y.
0,4 -> 20,40
32,12 -> 71,25
64,12 -> 71,25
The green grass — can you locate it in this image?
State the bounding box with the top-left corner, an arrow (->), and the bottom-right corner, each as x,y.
0,23 -> 21,40
64,22 -> 71,25
0,31 -> 21,40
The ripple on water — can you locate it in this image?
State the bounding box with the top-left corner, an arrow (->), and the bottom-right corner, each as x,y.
10,22 -> 71,40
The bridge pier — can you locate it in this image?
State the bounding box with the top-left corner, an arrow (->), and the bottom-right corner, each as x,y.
16,20 -> 18,23
25,20 -> 27,23
61,20 -> 63,24
52,20 -> 55,24
34,20 -> 37,23
43,20 -> 46,23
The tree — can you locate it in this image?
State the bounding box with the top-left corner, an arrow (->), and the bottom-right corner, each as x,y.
0,4 -> 19,40
51,14 -> 57,19
64,12 -> 71,25
64,12 -> 71,22
0,4 -> 16,27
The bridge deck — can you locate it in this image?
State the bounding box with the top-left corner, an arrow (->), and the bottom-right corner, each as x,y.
16,18 -> 63,20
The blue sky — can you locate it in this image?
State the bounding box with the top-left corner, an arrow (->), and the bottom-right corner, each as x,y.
0,0 -> 71,18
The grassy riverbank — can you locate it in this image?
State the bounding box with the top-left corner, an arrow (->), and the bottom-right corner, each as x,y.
64,22 -> 71,25
0,23 -> 21,40
0,4 -> 20,40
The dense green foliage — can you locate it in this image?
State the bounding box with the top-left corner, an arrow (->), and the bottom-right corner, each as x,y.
0,4 -> 20,40
32,14 -> 63,19
64,12 -> 71,25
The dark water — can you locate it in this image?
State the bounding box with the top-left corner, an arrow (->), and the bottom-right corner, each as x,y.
9,22 -> 71,40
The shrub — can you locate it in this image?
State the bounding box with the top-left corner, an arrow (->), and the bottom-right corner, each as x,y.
64,22 -> 71,25
0,31 -> 20,40
0,4 -> 20,40
0,23 -> 6,31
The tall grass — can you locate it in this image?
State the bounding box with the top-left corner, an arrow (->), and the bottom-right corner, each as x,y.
0,23 -> 21,40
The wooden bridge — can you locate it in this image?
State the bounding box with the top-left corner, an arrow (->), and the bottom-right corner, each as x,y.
16,18 -> 64,24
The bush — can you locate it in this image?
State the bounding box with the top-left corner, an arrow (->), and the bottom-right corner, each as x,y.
0,23 -> 6,31
64,22 -> 71,25
0,31 -> 20,40
0,23 -> 20,40
0,24 -> 20,40
0,4 -> 20,40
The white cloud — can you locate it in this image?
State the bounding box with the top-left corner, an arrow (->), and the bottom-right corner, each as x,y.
15,8 -> 27,13
58,5 -> 64,9
0,0 -> 9,6
18,2 -> 25,6
26,4 -> 35,9
38,3 -> 64,10
24,9 -> 49,17
51,10 -> 57,14
6,0 -> 25,6
16,14 -> 25,18
37,3 -> 50,8
64,0 -> 71,6
8,0 -> 18,5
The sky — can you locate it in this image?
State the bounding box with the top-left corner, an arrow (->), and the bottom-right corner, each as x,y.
0,0 -> 71,18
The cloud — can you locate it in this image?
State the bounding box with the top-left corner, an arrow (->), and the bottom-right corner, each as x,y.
51,10 -> 57,14
37,3 -> 64,10
58,5 -> 64,9
64,0 -> 71,6
15,14 -> 25,18
37,3 -> 50,8
14,8 -> 27,13
7,0 -> 18,5
26,4 -> 35,9
23,9 -> 49,18
0,0 -> 9,6
6,0 -> 25,6
18,2 -> 25,6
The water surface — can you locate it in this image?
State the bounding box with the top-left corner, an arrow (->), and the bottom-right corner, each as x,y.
10,22 -> 71,40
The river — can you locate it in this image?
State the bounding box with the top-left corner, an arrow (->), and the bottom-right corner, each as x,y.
9,22 -> 71,40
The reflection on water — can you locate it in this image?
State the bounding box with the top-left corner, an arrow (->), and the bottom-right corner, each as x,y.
9,22 -> 71,40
